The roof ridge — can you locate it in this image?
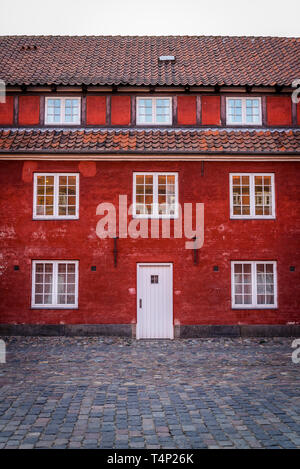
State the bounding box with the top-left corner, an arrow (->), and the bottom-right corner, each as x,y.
0,35 -> 299,39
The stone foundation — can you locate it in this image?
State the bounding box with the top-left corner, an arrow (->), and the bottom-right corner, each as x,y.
0,323 -> 299,337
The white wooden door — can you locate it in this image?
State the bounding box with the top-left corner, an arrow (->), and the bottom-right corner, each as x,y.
137,263 -> 173,339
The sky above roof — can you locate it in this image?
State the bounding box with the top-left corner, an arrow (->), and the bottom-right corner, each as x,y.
1,0 -> 299,37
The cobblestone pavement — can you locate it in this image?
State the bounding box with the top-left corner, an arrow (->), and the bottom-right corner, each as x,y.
0,336 -> 299,449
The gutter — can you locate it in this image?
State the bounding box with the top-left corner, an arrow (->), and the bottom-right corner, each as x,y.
1,152 -> 300,162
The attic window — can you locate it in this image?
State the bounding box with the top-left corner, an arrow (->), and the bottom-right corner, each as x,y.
21,45 -> 37,51
158,55 -> 175,62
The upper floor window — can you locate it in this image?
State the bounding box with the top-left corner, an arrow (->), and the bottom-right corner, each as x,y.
33,173 -> 79,219
45,97 -> 81,125
231,261 -> 277,308
230,173 -> 275,219
136,98 -> 172,125
133,172 -> 178,218
32,260 -> 78,308
226,97 -> 262,125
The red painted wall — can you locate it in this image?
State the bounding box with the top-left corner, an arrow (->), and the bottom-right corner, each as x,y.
201,96 -> 221,125
297,103 -> 300,126
0,96 -> 14,125
18,96 -> 40,125
111,96 -> 131,125
267,96 -> 292,126
177,96 -> 196,125
86,96 -> 106,125
0,160 -> 299,326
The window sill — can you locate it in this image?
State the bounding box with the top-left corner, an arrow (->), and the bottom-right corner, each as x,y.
136,123 -> 172,126
33,216 -> 79,220
230,216 -> 276,220
133,215 -> 179,220
226,122 -> 262,126
232,305 -> 277,309
44,122 -> 81,126
31,306 -> 78,309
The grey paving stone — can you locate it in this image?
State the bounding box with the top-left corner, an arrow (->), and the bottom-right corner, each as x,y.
0,336 -> 299,449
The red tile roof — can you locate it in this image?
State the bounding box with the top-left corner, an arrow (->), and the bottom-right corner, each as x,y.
0,129 -> 299,154
0,36 -> 299,87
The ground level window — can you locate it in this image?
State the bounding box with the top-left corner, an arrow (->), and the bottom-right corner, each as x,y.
32,260 -> 78,308
231,261 -> 277,308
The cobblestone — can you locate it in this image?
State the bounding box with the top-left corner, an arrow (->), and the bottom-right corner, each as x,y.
0,336 -> 299,448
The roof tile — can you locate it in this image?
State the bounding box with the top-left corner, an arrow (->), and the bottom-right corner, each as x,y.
0,128 -> 299,154
0,35 -> 299,87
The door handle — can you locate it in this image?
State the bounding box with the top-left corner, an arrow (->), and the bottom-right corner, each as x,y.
139,299 -> 142,308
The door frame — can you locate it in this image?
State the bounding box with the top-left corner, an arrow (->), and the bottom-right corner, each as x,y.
136,262 -> 174,339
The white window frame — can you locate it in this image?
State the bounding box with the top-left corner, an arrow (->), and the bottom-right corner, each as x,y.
33,173 -> 79,220
31,260 -> 79,309
45,97 -> 81,125
231,261 -> 277,309
136,97 -> 172,125
229,173 -> 275,219
133,172 -> 178,219
226,97 -> 262,125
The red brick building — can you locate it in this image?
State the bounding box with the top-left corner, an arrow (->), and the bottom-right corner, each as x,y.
0,36 -> 299,338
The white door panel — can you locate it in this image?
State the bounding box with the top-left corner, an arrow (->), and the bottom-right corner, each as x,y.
137,263 -> 173,339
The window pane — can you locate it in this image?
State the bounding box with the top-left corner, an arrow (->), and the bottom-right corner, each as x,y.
135,174 -> 153,214
57,262 -> 76,305
35,294 -> 43,304
138,99 -> 153,123
228,99 -> 242,123
58,294 -> 66,304
155,99 -> 171,123
232,175 -> 250,216
158,174 -> 176,215
244,295 -> 252,304
233,263 -> 253,305
35,263 -> 44,273
232,176 -> 240,185
233,206 -> 241,215
246,99 -> 260,123
67,295 -> 75,304
58,175 -> 77,217
34,262 -> 53,305
67,284 -> 75,294
64,99 -> 80,123
36,175 -> 54,216
68,206 -> 76,216
47,99 -> 61,123
235,295 -> 243,304
234,264 -> 242,273
255,175 -> 272,216
136,175 -> 144,185
256,263 -> 274,305
266,295 -> 274,305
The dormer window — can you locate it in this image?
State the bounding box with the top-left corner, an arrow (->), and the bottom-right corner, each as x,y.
136,97 -> 172,125
226,97 -> 262,125
45,97 -> 81,125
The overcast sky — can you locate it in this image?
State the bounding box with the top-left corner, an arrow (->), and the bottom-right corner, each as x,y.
0,0 -> 299,36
